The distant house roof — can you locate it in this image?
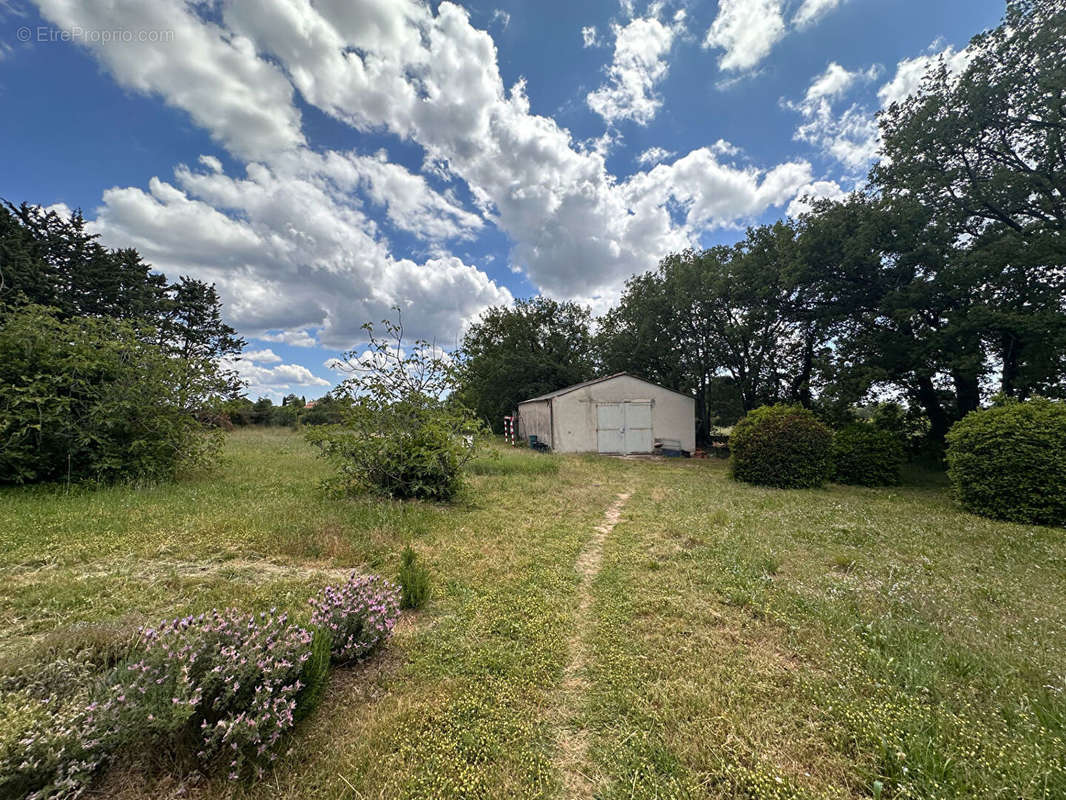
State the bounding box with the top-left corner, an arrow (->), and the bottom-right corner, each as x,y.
519,372 -> 693,404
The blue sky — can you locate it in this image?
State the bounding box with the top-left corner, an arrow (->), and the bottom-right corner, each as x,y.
0,0 -> 1004,399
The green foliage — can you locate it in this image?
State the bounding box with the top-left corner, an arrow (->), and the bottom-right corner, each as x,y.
224,394 -> 349,428
598,230 -> 827,441
869,401 -> 934,459
730,405 -> 833,489
271,398 -> 302,428
398,546 -> 431,610
0,305 -> 223,485
706,376 -> 746,427
252,396 -> 275,424
309,314 -> 488,501
457,297 -> 595,432
0,201 -> 167,322
307,407 -> 471,500
301,394 -> 350,426
294,628 -> 332,723
870,0 -> 1066,416
0,202 -> 243,486
0,202 -> 245,399
0,683 -> 100,800
832,424 -> 905,486
946,398 -> 1066,526
221,396 -> 256,426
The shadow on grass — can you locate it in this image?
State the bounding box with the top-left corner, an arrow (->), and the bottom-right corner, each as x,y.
899,460 -> 951,489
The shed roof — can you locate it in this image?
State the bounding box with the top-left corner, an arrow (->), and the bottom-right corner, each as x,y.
518,372 -> 693,404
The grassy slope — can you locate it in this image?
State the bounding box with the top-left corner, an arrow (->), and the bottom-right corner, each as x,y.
1,430 -> 1063,798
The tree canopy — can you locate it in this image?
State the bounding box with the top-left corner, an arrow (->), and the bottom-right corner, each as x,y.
589,0 -> 1066,445
0,201 -> 245,402
457,297 -> 595,431
0,201 -> 246,483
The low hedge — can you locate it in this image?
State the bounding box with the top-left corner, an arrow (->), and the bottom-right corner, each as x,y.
832,424 -> 905,486
1,574 -> 401,797
946,398 -> 1066,526
731,405 -> 833,489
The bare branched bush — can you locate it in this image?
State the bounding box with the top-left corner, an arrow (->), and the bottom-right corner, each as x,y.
307,312 -> 489,501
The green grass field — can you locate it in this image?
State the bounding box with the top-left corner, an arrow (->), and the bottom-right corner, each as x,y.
1,429 -> 1064,798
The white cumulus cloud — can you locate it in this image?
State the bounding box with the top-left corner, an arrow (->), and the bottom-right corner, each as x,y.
786,179 -> 847,217
623,147 -> 813,231
261,330 -> 319,348
587,13 -> 683,126
89,155 -> 511,349
636,146 -> 676,166
706,0 -> 851,71
704,0 -> 786,72
793,0 -> 847,29
786,62 -> 882,172
243,348 -> 283,363
877,43 -> 972,108
35,0 -> 829,337
227,357 -> 332,398
34,0 -> 304,162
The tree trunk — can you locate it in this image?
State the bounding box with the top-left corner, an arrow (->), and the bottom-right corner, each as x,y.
695,377 -> 709,444
952,370 -> 981,417
789,325 -> 815,408
1000,332 -> 1021,397
915,375 -> 951,442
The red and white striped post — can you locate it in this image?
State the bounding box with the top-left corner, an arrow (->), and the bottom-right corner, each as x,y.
503,415 -> 516,446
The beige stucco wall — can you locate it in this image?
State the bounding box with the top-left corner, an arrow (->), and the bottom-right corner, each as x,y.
516,399 -> 552,446
548,375 -> 695,453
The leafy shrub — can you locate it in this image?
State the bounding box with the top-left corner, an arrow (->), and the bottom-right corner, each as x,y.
398,546 -> 431,610
0,305 -> 223,485
946,398 -> 1066,525
0,623 -> 142,799
832,424 -> 905,486
308,410 -> 475,501
0,684 -> 103,800
308,316 -> 487,501
105,609 -> 314,780
730,405 -> 833,489
309,574 -> 400,664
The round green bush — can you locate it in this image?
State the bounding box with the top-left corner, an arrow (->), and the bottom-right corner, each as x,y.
946,398 -> 1066,526
832,424 -> 905,486
730,405 -> 833,488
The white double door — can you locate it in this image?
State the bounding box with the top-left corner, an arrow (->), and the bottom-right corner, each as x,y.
596,401 -> 653,454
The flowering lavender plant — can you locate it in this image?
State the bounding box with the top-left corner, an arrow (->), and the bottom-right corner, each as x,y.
309,574 -> 400,664
1,684 -> 105,800
2,579 -> 399,796
105,608 -> 313,780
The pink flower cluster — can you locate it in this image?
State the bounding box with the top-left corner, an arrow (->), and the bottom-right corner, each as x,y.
105,608 -> 312,780
7,575 -> 400,797
15,697 -> 106,800
309,574 -> 400,664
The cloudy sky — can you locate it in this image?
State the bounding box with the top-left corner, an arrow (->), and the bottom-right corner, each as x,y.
0,0 -> 1003,399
